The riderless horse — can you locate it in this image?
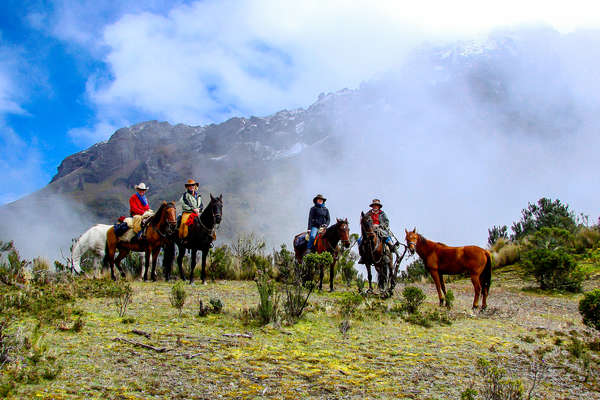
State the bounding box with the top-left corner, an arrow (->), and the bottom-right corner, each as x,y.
405,228 -> 492,309
293,218 -> 351,291
71,224 -> 111,274
105,202 -> 177,281
163,194 -> 223,284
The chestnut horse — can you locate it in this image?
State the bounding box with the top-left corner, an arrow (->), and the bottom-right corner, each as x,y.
106,202 -> 177,281
163,194 -> 223,284
405,228 -> 492,309
293,218 -> 351,291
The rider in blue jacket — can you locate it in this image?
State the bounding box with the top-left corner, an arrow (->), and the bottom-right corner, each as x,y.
306,194 -> 330,254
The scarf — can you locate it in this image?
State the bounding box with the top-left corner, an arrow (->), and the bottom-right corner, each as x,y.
136,192 -> 148,206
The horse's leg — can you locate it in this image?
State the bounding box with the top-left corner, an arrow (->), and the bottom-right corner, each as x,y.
440,274 -> 447,296
142,248 -> 150,281
481,272 -> 489,310
189,249 -> 197,284
115,248 -> 129,279
366,264 -> 373,292
470,274 -> 482,310
329,258 -> 337,292
150,247 -> 160,281
429,269 -> 445,306
201,248 -> 208,285
177,245 -> 186,280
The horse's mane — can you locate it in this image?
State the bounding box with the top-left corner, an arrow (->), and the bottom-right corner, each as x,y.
150,202 -> 175,227
418,234 -> 448,247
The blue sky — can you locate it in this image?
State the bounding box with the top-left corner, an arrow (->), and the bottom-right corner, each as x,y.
1,0 -> 598,204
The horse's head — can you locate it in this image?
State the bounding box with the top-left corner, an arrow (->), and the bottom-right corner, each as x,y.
336,218 -> 351,248
158,201 -> 178,235
360,211 -> 375,238
208,193 -> 223,225
405,227 -> 418,254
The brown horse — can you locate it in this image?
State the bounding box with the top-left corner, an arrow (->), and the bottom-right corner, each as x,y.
359,212 -> 403,296
106,202 -> 177,281
293,218 -> 351,291
404,228 -> 492,309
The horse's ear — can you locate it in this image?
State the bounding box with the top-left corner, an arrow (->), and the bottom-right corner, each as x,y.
405,228 -> 408,234
413,227 -> 416,233
344,218 -> 348,223
361,211 -> 365,217
210,193 -> 214,200
336,218 -> 341,223
219,194 -> 223,200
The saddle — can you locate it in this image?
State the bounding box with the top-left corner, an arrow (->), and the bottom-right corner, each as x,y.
115,210 -> 154,242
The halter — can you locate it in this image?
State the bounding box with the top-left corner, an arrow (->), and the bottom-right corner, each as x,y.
197,199 -> 222,235
156,203 -> 177,238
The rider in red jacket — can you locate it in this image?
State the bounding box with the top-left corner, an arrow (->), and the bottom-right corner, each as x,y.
129,183 -> 150,216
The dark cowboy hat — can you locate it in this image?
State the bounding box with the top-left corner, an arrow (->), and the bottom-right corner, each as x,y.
313,194 -> 327,203
185,179 -> 199,187
370,199 -> 382,208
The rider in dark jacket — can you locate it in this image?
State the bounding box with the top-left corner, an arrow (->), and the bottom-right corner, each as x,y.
306,194 -> 330,253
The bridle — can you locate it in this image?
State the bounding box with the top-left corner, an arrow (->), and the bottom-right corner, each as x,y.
197,199 -> 222,234
157,203 -> 177,238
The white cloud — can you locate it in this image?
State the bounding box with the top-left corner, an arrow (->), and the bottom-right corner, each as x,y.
65,0 -> 600,139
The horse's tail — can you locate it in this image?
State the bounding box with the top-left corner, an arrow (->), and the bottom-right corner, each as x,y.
102,238 -> 110,270
481,250 -> 492,293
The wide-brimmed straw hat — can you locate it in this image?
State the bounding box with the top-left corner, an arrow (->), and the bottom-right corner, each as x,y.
185,179 -> 199,187
370,199 -> 382,208
313,194 -> 327,203
135,182 -> 149,190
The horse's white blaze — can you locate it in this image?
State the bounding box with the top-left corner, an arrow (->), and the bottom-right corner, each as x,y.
71,224 -> 111,273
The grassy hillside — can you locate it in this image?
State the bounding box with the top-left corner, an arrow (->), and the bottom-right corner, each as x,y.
3,266 -> 599,399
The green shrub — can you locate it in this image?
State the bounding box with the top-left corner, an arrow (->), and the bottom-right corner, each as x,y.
0,241 -> 28,286
108,281 -> 133,318
121,252 -> 143,277
301,252 -> 334,285
356,276 -> 366,293
32,258 -> 51,286
476,358 -> 524,400
521,248 -> 583,292
574,226 -> 600,253
281,262 -> 315,323
460,388 -> 477,400
273,244 -> 295,283
401,286 -> 426,314
579,289 -> 600,330
337,292 -> 364,318
209,298 -> 223,313
255,271 -> 279,325
169,281 -> 187,316
444,289 -> 455,309
399,259 -> 429,282
208,245 -> 235,281
338,249 -> 358,287
511,197 -> 576,241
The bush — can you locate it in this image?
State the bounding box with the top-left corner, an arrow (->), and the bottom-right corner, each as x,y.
208,245 -> 235,281
401,286 -> 426,314
301,252 -> 334,285
281,262 -> 315,323
444,289 -> 455,309
488,225 -> 509,247
108,281 -> 133,318
574,226 -> 600,253
356,276 -> 366,293
209,298 -> 223,313
511,197 -> 576,240
32,258 -> 50,286
579,289 -> 600,330
0,241 -> 28,286
255,271 -> 279,325
399,259 -> 429,282
273,244 -> 295,283
337,292 -> 364,318
522,248 -> 583,292
121,252 -> 143,277
169,281 -> 187,317
338,249 -> 358,287
493,242 -> 521,268
476,358 -> 524,400
231,232 -> 266,259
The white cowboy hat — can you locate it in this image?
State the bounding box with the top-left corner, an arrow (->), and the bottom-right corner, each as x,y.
135,182 -> 149,190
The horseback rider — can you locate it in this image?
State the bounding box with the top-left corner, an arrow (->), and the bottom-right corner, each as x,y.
128,183 -> 153,240
129,183 -> 150,217
178,179 -> 203,240
358,199 -> 399,263
306,194 -> 330,254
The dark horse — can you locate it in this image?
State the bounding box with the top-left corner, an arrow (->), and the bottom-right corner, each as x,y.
405,228 -> 492,309
163,194 -> 223,283
293,218 -> 351,291
106,202 -> 177,281
359,212 -> 405,296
